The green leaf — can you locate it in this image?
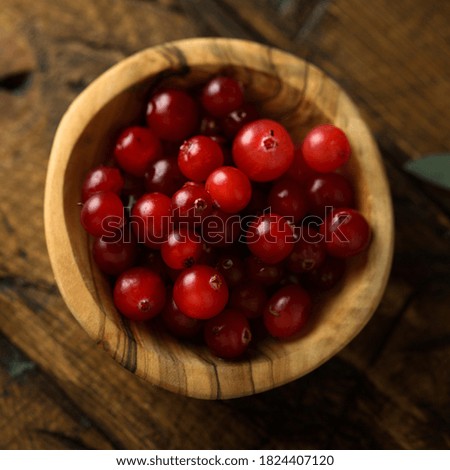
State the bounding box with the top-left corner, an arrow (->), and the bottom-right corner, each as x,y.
403,154 -> 450,191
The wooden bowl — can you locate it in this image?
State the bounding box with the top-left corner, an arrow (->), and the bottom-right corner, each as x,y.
44,38 -> 393,399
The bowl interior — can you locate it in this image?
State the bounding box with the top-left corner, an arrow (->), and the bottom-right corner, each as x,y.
48,39 -> 393,399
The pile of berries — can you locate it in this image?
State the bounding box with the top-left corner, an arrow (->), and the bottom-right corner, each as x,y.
79,76 -> 371,360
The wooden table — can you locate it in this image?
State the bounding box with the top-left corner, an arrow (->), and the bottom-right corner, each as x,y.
1,0 -> 449,450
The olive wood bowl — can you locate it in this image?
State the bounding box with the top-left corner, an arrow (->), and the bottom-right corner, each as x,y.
44,38 -> 394,399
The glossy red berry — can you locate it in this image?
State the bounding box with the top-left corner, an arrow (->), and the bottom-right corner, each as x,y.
113,267 -> 166,321
173,265 -> 229,319
220,103 -> 259,138
245,255 -> 285,286
286,145 -> 317,183
230,281 -> 267,319
131,192 -> 172,248
205,166 -> 251,214
204,309 -> 252,359
306,173 -> 354,215
172,182 -> 213,227
80,192 -> 125,238
302,124 -> 351,173
215,253 -> 245,288
306,256 -> 345,290
114,126 -> 162,177
145,156 -> 186,196
201,76 -> 244,118
320,208 -> 371,258
178,136 -> 224,182
162,296 -> 203,338
161,228 -> 202,270
146,89 -> 199,141
286,230 -> 326,273
263,285 -> 311,338
268,178 -> 308,223
92,236 -> 138,276
82,166 -> 124,202
246,213 -> 295,264
233,119 -> 294,182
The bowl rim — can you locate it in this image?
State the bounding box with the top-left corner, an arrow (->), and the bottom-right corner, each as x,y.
44,37 -> 394,399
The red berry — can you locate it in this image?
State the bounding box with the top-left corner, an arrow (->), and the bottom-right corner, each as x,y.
162,296 -> 203,338
246,213 -> 295,264
161,228 -> 203,270
320,208 -> 371,258
302,124 -> 351,173
245,255 -> 285,286
286,230 -> 326,273
233,119 -> 294,182
220,103 -> 259,139
306,256 -> 345,290
173,265 -> 229,319
215,253 -> 245,288
306,173 -> 354,215
146,89 -> 199,141
263,285 -> 311,338
145,156 -> 186,196
201,76 -> 244,118
205,166 -> 252,214
82,166 -> 124,202
93,236 -> 138,276
114,126 -> 162,177
204,309 -> 252,359
80,192 -> 125,238
201,209 -> 242,247
172,182 -> 213,227
113,267 -> 166,321
230,282 -> 267,319
131,193 -> 172,248
178,136 -> 224,182
268,178 -> 309,223
286,145 -> 317,183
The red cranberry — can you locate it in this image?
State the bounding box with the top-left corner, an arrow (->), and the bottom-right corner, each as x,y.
306,173 -> 354,215
162,296 -> 203,338
320,208 -> 371,258
306,256 -> 345,290
131,193 -> 172,248
161,228 -> 203,270
246,213 -> 295,264
92,236 -> 138,276
245,255 -> 284,286
233,119 -> 294,182
215,253 -> 245,288
286,145 -> 317,183
113,267 -> 166,321
204,309 -> 252,359
173,265 -> 229,319
82,166 -> 124,202
230,282 -> 267,319
114,126 -> 162,177
145,157 -> 186,196
80,192 -> 125,238
302,124 -> 351,173
220,103 -> 259,138
201,76 -> 244,118
178,135 -> 224,182
268,178 -> 308,223
286,229 -> 326,274
263,285 -> 311,338
146,89 -> 199,141
201,209 -> 242,247
172,182 -> 213,227
205,166 -> 252,214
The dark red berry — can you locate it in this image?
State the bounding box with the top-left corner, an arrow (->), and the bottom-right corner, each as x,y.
306,256 -> 345,290
268,178 -> 308,223
215,253 -> 245,288
161,228 -> 203,270
131,192 -> 172,248
82,166 -> 124,202
141,249 -> 169,281
246,213 -> 295,264
220,103 -> 259,139
286,229 -> 326,274
306,173 -> 354,215
245,255 -> 284,286
302,124 -> 351,173
146,89 -> 199,141
263,285 -> 311,338
113,267 -> 166,321
230,282 -> 267,319
92,236 -> 138,276
114,126 -> 162,177
80,192 -> 125,238
320,208 -> 371,258
173,265 -> 229,319
204,309 -> 252,359
145,156 -> 186,196
199,115 -> 222,136
233,119 -> 294,182
172,182 -> 213,227
201,76 -> 244,118
205,166 -> 252,214
178,135 -> 224,182
162,296 -> 203,338
201,209 -> 242,247
286,145 -> 317,183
